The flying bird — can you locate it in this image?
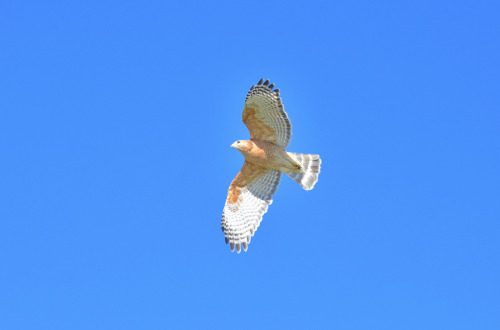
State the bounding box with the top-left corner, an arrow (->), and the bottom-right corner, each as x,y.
222,78 -> 321,253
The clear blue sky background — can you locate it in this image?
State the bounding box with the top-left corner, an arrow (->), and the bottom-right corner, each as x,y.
1,1 -> 499,329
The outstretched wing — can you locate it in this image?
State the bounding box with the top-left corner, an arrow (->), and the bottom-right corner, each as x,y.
222,161 -> 281,253
242,78 -> 292,148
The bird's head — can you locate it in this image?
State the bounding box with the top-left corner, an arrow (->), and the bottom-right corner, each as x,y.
231,140 -> 252,152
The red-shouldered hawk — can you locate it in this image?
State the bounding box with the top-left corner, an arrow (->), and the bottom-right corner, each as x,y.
222,78 -> 322,253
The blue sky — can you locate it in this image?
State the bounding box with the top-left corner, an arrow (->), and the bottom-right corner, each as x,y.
1,1 -> 499,329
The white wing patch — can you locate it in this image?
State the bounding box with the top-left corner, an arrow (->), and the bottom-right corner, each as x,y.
222,169 -> 281,253
243,79 -> 292,148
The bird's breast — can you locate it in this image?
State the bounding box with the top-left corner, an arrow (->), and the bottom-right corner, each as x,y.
243,140 -> 289,169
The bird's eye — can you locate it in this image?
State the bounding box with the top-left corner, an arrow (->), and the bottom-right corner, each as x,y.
237,141 -> 240,144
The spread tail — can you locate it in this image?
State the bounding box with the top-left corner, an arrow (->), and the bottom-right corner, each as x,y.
286,153 -> 321,190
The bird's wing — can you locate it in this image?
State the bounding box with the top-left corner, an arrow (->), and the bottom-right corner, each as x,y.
242,78 -> 292,148
222,161 -> 281,253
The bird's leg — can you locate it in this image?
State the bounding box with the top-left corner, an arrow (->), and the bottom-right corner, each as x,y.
285,154 -> 302,172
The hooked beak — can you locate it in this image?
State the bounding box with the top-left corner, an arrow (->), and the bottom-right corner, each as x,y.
230,142 -> 238,149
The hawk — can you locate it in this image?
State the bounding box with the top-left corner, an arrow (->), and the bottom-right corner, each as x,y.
222,78 -> 322,253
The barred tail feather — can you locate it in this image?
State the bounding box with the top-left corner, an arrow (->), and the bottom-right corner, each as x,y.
286,153 -> 321,190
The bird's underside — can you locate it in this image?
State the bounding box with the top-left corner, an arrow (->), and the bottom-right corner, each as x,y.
222,78 -> 321,253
